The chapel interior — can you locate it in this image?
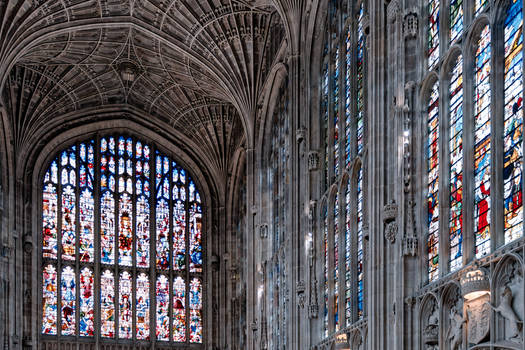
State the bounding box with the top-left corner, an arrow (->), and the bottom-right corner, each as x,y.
0,0 -> 524,349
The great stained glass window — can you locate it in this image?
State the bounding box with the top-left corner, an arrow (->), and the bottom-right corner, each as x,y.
474,26 -> 492,258
504,0 -> 523,244
41,135 -> 204,345
427,81 -> 440,282
428,0 -> 440,70
449,55 -> 464,272
450,0 -> 463,45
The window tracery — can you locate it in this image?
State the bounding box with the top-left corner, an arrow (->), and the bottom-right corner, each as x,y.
40,135 -> 204,346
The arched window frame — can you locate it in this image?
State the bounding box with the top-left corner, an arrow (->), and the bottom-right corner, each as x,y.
39,132 -> 206,347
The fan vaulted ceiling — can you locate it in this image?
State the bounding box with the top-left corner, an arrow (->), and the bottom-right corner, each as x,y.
0,0 -> 285,177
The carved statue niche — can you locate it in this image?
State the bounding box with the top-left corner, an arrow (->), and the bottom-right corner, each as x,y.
421,296 -> 440,349
444,289 -> 465,350
351,330 -> 364,350
491,259 -> 523,344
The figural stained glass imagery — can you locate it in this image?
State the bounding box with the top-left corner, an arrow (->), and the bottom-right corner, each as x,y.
41,135 -> 203,344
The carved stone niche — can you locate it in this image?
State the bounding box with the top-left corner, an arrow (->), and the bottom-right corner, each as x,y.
491,258 -> 524,346
404,12 -> 418,39
443,285 -> 465,350
383,200 -> 398,223
308,151 -> 320,171
259,224 -> 268,239
421,296 -> 440,349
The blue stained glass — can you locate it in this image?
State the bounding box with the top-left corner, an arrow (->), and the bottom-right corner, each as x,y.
450,0 -> 463,45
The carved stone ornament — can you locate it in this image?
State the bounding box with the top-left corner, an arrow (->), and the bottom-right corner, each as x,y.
297,280 -> 306,308
308,151 -> 320,171
404,12 -> 418,39
309,303 -> 319,319
466,296 -> 491,345
259,224 -> 268,239
387,0 -> 400,23
385,222 -> 398,243
423,304 -> 439,346
383,200 -> 398,223
296,126 -> 307,144
23,233 -> 33,254
446,301 -> 465,350
403,235 -> 418,256
308,200 -> 317,230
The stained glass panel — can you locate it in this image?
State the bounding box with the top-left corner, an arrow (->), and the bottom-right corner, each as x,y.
504,0 -> 524,244
428,0 -> 440,70
156,275 -> 170,341
450,0 -> 463,45
345,181 -> 351,325
357,3 -> 365,153
79,268 -> 94,336
101,269 -> 115,338
323,205 -> 328,337
334,45 -> 340,177
61,147 -> 76,261
61,266 -> 76,335
189,278 -> 202,343
357,168 -> 364,318
333,194 -> 339,331
428,81 -> 440,281
173,276 -> 186,342
119,271 -> 132,338
42,265 -> 57,335
43,166 -> 58,259
474,25 -> 491,258
136,273 -> 150,340
190,183 -> 203,273
450,55 -> 464,272
345,29 -> 352,167
475,0 -> 487,16
101,137 -> 116,264
79,142 -> 94,262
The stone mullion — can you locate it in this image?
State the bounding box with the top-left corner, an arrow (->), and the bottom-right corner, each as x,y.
337,187 -> 345,330
440,67 -> 451,277
491,23 -> 505,250
131,139 -> 137,343
94,134 -> 101,346
114,144 -> 120,341
326,195 -> 335,336
168,160 -> 173,344
74,142 -> 80,341
462,38 -> 476,264
351,171 -> 359,326
56,150 -> 63,342
185,177 -> 190,344
149,145 -> 156,346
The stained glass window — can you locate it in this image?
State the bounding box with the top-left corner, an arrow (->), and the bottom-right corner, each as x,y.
428,0 -> 440,70
357,3 -> 366,153
41,135 -> 204,345
450,0 -> 463,45
504,0 -> 523,244
323,204 -> 328,337
333,194 -> 339,331
334,45 -> 340,177
323,50 -> 330,187
449,55 -> 464,272
344,181 -> 351,325
427,81 -> 440,282
345,28 -> 352,167
356,168 -> 364,318
474,25 -> 492,258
